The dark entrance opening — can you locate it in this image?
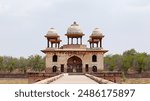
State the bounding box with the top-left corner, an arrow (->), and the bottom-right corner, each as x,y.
53,55 -> 57,62
61,64 -> 64,72
92,55 -> 97,62
52,66 -> 57,72
92,66 -> 97,72
85,64 -> 89,72
67,56 -> 82,73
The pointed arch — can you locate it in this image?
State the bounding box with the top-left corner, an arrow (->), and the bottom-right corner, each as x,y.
52,66 -> 57,72
53,55 -> 57,62
92,66 -> 97,72
92,55 -> 97,62
67,56 -> 82,72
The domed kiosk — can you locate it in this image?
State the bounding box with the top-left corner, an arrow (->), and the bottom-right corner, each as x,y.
42,22 -> 108,73
62,22 -> 86,49
88,28 -> 104,48
45,28 -> 62,48
65,21 -> 84,45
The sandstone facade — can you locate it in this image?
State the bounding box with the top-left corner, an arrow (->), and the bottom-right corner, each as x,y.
42,22 -> 108,73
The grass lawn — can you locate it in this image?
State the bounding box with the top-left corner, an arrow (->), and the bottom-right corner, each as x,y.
121,78 -> 150,84
0,78 -> 28,84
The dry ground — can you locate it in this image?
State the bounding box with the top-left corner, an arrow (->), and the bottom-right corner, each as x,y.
0,78 -> 28,84
121,78 -> 150,84
0,78 -> 150,84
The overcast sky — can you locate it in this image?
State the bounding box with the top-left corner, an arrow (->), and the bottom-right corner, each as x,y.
0,0 -> 150,57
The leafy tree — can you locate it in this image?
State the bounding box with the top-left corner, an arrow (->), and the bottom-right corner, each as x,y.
122,49 -> 137,73
123,49 -> 137,56
122,56 -> 131,74
145,55 -> 150,71
18,57 -> 28,73
104,55 -> 114,71
3,57 -> 18,72
112,54 -> 123,71
104,49 -> 150,74
104,54 -> 122,71
0,56 -> 3,71
107,55 -> 116,71
135,53 -> 147,73
28,55 -> 45,71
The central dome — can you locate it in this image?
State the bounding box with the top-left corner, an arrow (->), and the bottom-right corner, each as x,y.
67,21 -> 83,34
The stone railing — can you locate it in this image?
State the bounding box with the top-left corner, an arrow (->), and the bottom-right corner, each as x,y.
34,74 -> 64,84
85,74 -> 116,84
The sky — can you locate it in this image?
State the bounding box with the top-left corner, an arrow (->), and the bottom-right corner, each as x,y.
0,0 -> 150,57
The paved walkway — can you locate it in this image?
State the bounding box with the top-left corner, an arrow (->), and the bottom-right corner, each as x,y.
50,74 -> 98,84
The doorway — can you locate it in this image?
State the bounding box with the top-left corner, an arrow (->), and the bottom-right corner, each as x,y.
67,56 -> 82,73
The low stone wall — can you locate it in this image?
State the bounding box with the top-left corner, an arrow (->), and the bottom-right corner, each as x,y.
125,72 -> 150,78
85,74 -> 116,84
28,72 -> 61,84
91,71 -> 122,83
0,73 -> 27,78
34,74 -> 64,84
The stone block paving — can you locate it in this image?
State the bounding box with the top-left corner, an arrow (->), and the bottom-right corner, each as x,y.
50,75 -> 98,84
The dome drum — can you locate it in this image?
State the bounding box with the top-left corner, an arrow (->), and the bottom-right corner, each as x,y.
88,39 -> 100,43
90,35 -> 104,39
45,35 -> 59,39
49,39 -> 62,43
65,33 -> 84,38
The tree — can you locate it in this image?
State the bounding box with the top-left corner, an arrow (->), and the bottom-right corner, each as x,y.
145,55 -> 150,71
122,49 -> 137,73
1,56 -> 19,72
104,49 -> 150,74
104,55 -> 114,71
122,56 -> 131,74
18,57 -> 28,73
28,55 -> 45,71
0,56 -> 3,71
112,54 -> 123,71
135,53 -> 147,73
123,49 -> 137,56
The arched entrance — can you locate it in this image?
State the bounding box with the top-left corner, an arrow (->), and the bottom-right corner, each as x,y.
67,56 -> 82,73
52,66 -> 57,72
92,66 -> 97,72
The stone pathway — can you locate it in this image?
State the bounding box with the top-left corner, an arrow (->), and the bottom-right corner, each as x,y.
50,74 -> 98,84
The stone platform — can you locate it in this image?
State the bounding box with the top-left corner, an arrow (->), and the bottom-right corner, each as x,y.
50,74 -> 98,84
